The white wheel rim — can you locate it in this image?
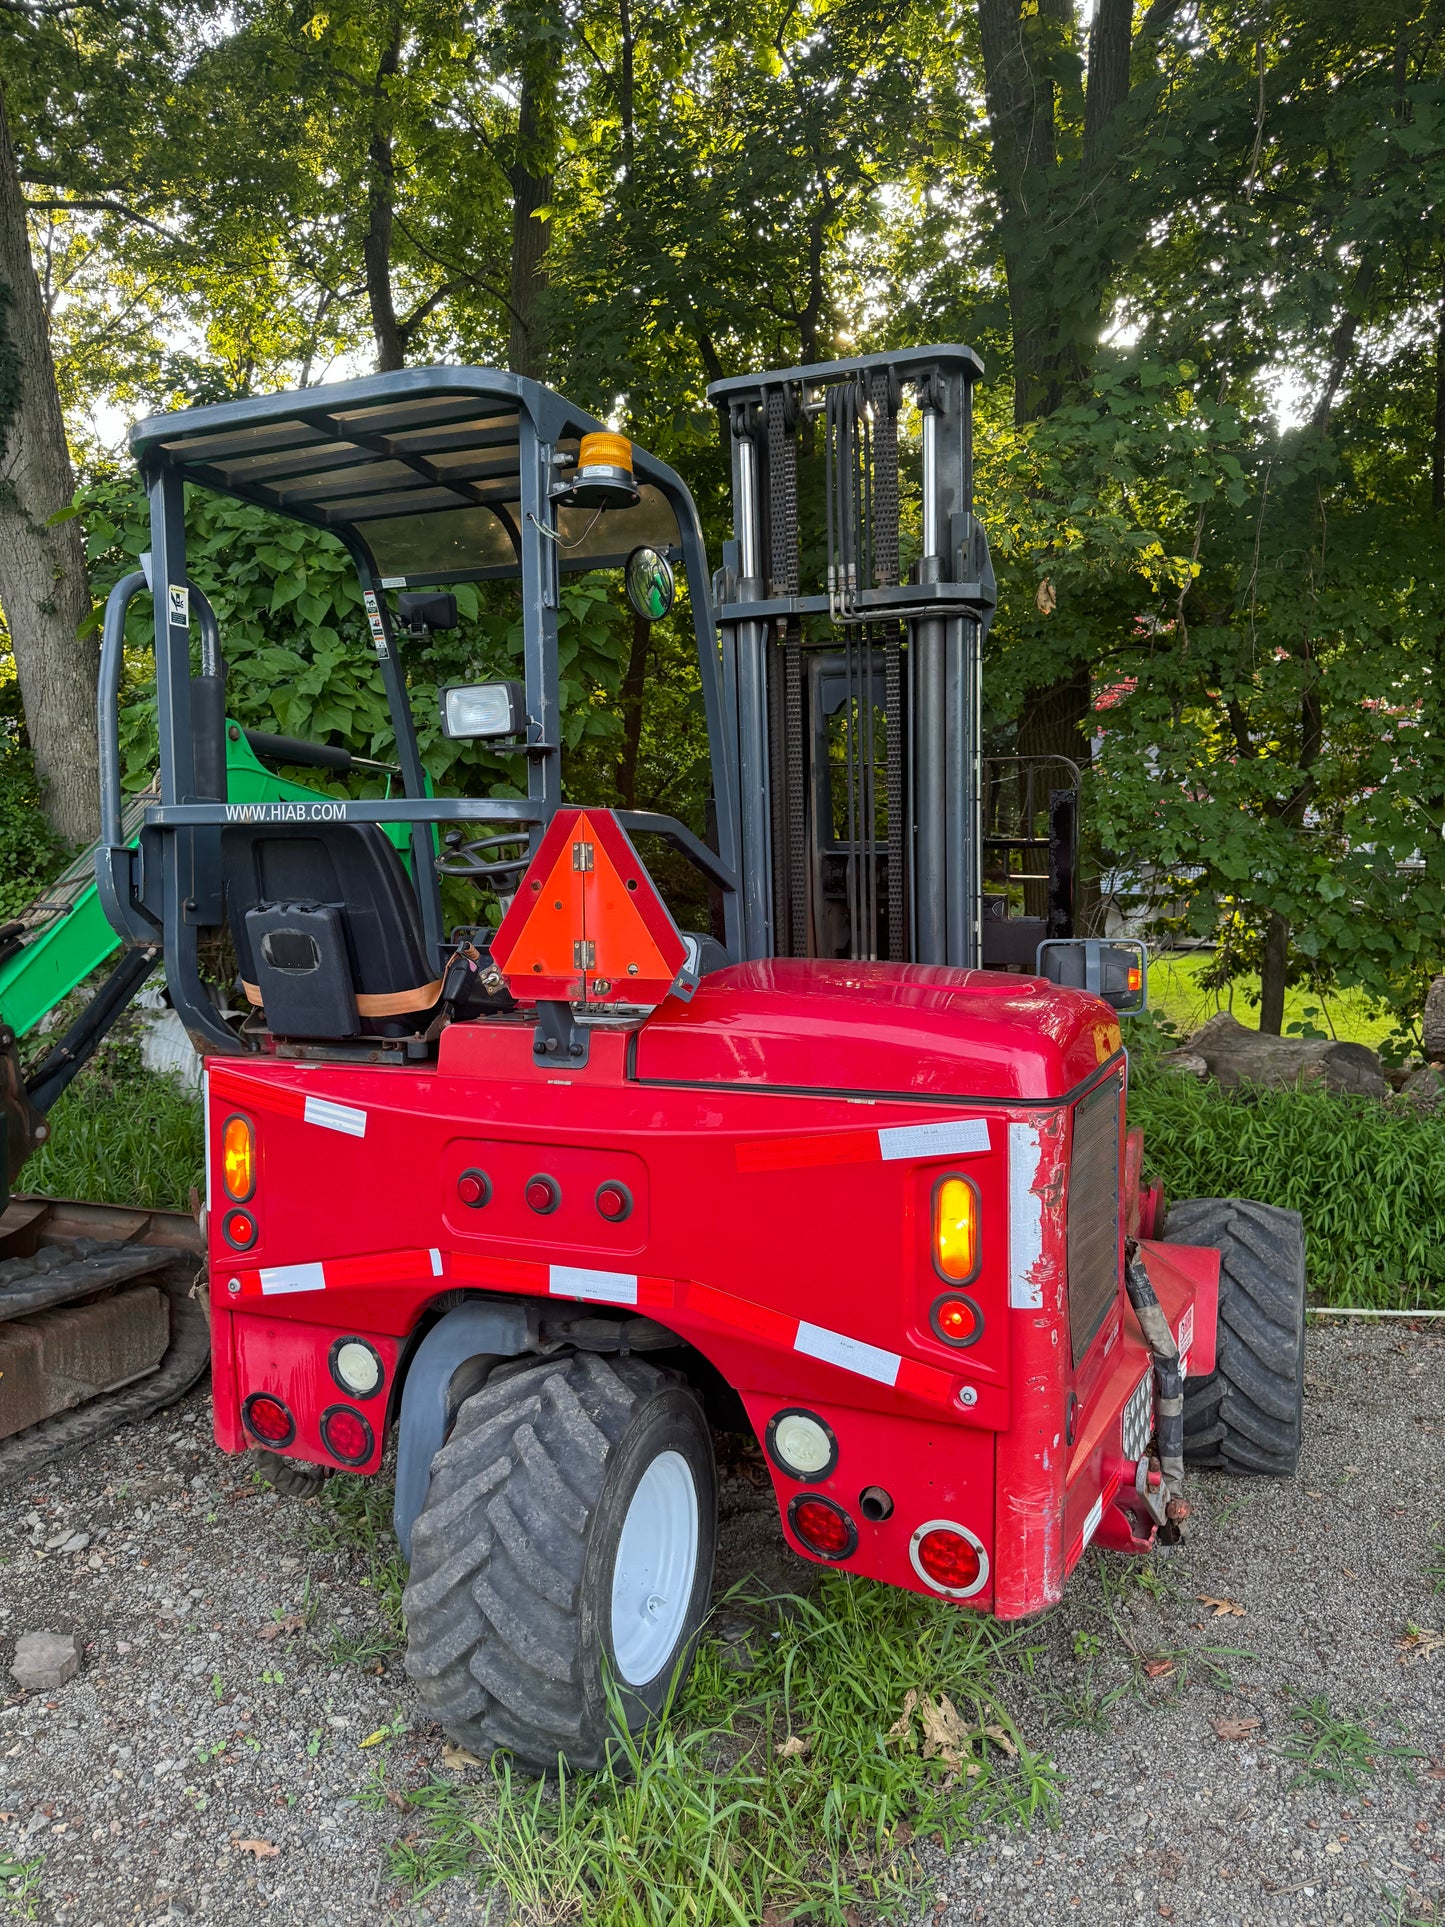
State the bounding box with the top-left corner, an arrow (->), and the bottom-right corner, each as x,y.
609,1449 -> 699,1687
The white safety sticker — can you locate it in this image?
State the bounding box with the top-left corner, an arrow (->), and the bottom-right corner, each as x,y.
794,1320 -> 901,1387
549,1265 -> 638,1306
429,1248 -> 444,1277
1177,1305 -> 1195,1357
303,1096 -> 367,1138
258,1262 -> 326,1296
1080,1492 -> 1104,1552
167,584 -> 189,627
877,1119 -> 990,1162
362,590 -> 390,659
1008,1120 -> 1045,1309
380,576 -> 408,589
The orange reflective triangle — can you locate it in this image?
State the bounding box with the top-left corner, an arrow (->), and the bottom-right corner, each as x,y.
490,808 -> 686,1007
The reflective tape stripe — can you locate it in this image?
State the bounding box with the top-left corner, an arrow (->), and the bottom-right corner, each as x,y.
795,1321 -> 901,1387
735,1128 -> 878,1173
1080,1492 -> 1104,1552
303,1096 -> 367,1138
686,1281 -> 795,1346
548,1265 -> 638,1306
738,1115 -> 991,1174
258,1262 -> 326,1296
209,1067 -> 306,1122
1008,1120 -> 1045,1310
429,1248 -> 443,1277
877,1119 -> 990,1161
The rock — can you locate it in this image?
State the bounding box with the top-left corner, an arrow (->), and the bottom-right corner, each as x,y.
1398,1064 -> 1445,1113
1159,1050 -> 1209,1078
1424,976 -> 1445,1061
12,1630 -> 80,1692
1177,1010 -> 1388,1099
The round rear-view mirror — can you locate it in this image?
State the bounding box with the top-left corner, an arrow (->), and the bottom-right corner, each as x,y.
625,546 -> 675,622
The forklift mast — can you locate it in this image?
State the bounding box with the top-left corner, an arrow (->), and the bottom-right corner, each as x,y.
707,348 -> 997,969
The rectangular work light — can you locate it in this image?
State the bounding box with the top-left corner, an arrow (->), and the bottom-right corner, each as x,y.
440,680 -> 526,740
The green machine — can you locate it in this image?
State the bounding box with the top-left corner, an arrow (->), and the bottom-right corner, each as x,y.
0,725 -> 410,1479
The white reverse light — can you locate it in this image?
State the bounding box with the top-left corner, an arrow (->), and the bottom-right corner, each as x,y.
768,1410 -> 836,1479
333,1339 -> 383,1399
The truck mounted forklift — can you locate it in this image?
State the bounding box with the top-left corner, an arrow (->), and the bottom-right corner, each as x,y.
0,345 -> 1305,1772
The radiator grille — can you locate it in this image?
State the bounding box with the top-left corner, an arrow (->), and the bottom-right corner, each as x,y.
1067,1075 -> 1123,1365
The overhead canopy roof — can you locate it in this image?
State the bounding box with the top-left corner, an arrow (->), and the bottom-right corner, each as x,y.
130,366 -> 687,585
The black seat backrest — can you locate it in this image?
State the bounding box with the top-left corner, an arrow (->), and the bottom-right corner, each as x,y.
222,823 -> 440,1039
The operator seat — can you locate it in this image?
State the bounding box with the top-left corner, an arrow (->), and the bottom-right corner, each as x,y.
222,823 -> 441,1040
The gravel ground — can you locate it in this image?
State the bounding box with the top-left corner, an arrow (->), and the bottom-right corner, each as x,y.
0,1322 -> 1439,1926
932,1321 -> 1445,1927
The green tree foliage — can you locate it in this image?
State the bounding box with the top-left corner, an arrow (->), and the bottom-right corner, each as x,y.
3,0 -> 1442,1034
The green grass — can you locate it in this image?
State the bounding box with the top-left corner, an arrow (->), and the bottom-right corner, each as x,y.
1276,1696 -> 1424,1793
306,1472 -> 408,1665
1147,951 -> 1397,1049
21,1059 -> 203,1212
378,1577 -> 1055,1926
1128,1058 -> 1445,1308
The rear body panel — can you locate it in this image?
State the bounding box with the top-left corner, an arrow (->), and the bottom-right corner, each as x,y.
205,963 -> 1218,1616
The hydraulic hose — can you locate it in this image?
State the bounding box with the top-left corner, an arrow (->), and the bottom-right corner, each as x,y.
1123,1239 -> 1186,1513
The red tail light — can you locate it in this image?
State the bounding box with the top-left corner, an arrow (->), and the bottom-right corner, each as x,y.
321,1405 -> 374,1466
910,1520 -> 988,1598
242,1393 -> 294,1447
789,1496 -> 857,1561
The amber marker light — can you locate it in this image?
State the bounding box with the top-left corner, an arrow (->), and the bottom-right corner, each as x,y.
221,1114 -> 255,1202
932,1174 -> 980,1282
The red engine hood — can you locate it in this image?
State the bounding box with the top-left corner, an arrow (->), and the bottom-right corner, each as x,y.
634,958 -> 1122,1103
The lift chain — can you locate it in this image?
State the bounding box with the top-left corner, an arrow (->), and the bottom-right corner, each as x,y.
870,369 -> 907,962
766,387 -> 808,956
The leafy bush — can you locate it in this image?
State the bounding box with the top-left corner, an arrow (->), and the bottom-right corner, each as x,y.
0,743 -> 65,925
73,473 -> 637,806
1129,1063 -> 1445,1310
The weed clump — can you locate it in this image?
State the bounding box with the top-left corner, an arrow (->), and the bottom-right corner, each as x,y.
383,1577 -> 1054,1925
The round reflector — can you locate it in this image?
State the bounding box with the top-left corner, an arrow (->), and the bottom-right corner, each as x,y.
329,1337 -> 384,1400
526,1175 -> 560,1215
909,1519 -> 989,1598
221,1114 -> 255,1202
595,1181 -> 632,1222
222,1209 -> 257,1252
930,1291 -> 984,1349
321,1405 -> 374,1466
766,1409 -> 837,1481
457,1168 -> 491,1209
242,1393 -> 294,1447
788,1495 -> 857,1561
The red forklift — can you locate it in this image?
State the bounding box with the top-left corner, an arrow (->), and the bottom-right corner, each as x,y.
49,346 -> 1302,1772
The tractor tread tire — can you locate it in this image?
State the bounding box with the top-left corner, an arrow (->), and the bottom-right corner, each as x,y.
1166,1197 -> 1306,1478
403,1350 -> 712,1773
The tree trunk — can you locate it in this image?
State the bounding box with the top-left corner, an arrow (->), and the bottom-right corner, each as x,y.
0,76 -> 98,848
616,610 -> 649,809
1432,260 -> 1445,514
506,68 -> 554,381
1259,911 -> 1289,1035
363,15 -> 405,373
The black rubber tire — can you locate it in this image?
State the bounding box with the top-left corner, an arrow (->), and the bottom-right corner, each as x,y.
251,1450 -> 332,1497
402,1350 -> 717,1773
1166,1197 -> 1306,1477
